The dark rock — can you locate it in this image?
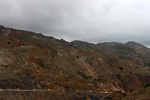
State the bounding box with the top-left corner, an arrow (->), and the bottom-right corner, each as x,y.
0,25 -> 5,29
126,41 -> 144,47
68,40 -> 92,49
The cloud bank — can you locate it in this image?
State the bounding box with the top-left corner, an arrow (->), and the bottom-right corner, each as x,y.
0,0 -> 150,44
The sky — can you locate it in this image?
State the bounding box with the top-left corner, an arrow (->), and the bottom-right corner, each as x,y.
0,0 -> 150,45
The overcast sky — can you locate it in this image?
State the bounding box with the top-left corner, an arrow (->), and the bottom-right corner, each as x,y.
0,0 -> 150,45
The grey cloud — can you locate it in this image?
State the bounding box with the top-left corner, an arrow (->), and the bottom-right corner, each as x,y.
0,0 -> 150,45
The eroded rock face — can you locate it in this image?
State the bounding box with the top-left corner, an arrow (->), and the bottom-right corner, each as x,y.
0,49 -> 13,65
0,57 -> 13,65
29,48 -> 50,57
0,29 -> 11,36
28,57 -> 44,68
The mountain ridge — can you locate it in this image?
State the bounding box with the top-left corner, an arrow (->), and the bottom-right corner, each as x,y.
1,25 -> 149,48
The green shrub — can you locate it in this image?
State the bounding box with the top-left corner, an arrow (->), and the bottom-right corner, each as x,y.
76,56 -> 79,58
118,91 -> 127,96
129,72 -> 132,75
144,83 -> 150,88
119,66 -> 124,70
116,74 -> 121,79
84,76 -> 89,80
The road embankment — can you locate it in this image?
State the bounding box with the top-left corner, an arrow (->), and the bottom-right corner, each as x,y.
0,91 -> 111,100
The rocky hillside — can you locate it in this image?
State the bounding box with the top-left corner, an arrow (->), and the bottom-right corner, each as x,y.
122,87 -> 150,100
0,25 -> 150,99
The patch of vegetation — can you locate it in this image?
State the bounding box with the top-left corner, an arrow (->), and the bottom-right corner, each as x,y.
118,91 -> 127,96
92,78 -> 107,85
7,41 -> 11,44
144,83 -> 150,88
94,83 -> 98,88
76,56 -> 79,58
77,71 -> 86,77
84,76 -> 89,80
98,79 -> 107,82
116,74 -> 121,79
129,72 -> 132,75
119,66 -> 124,70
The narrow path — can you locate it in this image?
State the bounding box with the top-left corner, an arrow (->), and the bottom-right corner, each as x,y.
0,89 -> 112,94
0,89 -> 112,99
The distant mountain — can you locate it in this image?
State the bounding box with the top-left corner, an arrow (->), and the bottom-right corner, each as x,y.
99,42 -> 122,45
126,41 -> 145,47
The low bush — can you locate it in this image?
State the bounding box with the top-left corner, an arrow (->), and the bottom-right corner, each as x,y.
144,83 -> 150,88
